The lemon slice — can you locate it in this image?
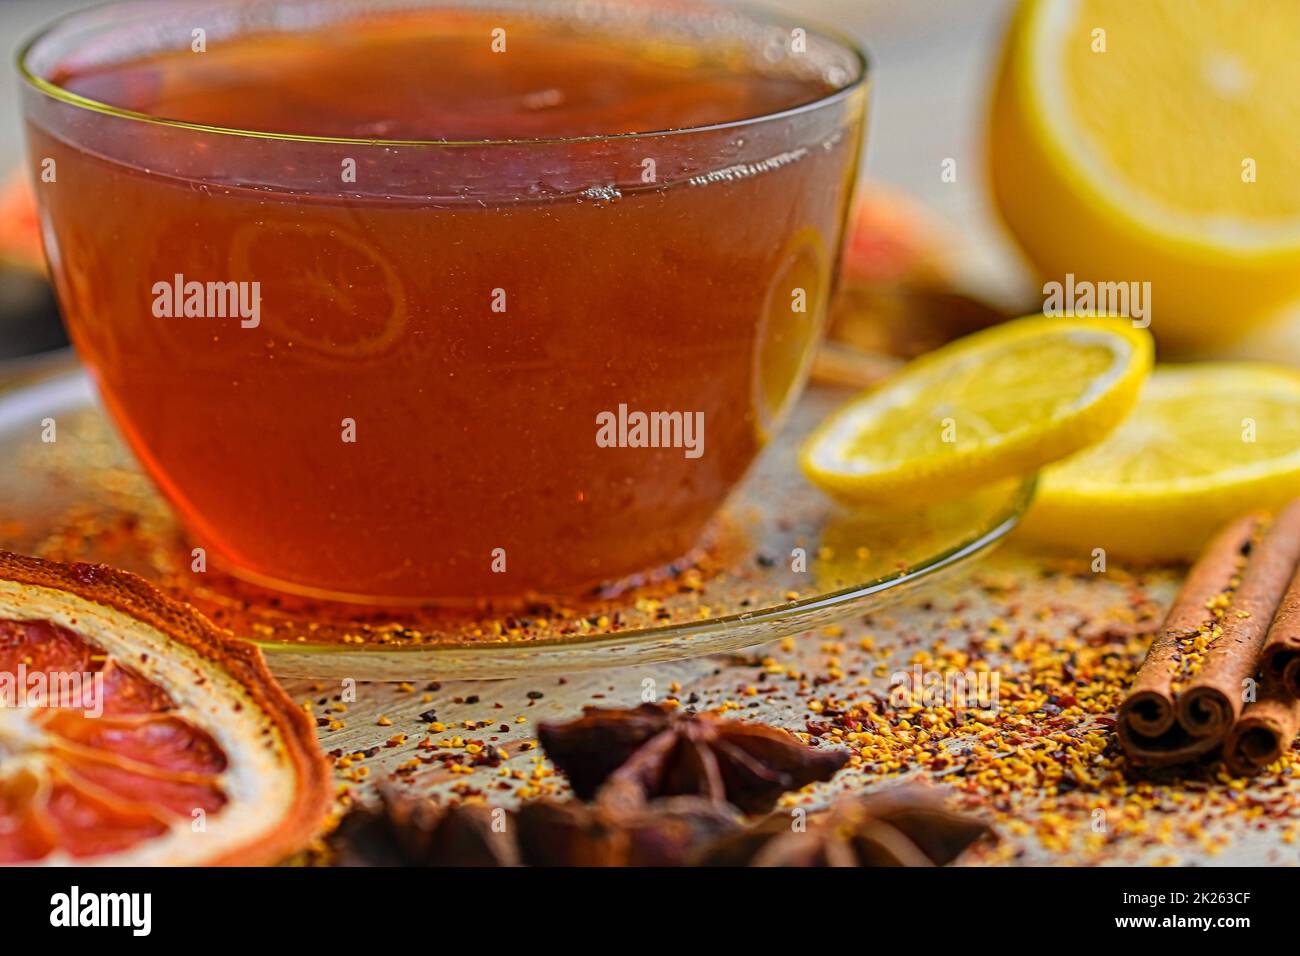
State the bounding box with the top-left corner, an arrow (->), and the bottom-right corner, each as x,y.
800,315 -> 1152,507
753,227 -> 831,444
1022,364 -> 1300,561
989,0 -> 1300,350
228,220 -> 408,362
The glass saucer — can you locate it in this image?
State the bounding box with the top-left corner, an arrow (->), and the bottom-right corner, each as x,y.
0,363 -> 1034,678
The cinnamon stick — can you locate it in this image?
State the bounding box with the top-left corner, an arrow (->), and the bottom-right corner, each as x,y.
1179,500 -> 1300,740
1226,555 -> 1300,776
1116,513 -> 1261,766
1258,560 -> 1300,700
1223,682 -> 1300,777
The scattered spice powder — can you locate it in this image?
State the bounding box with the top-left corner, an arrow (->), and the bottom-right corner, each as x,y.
313,555 -> 1300,865
17,425 -> 1300,863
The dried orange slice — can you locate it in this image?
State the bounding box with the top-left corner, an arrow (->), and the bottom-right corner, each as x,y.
0,551 -> 329,865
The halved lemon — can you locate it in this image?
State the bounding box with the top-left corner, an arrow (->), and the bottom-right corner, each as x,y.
989,0 -> 1300,350
1021,364 -> 1300,561
0,551 -> 330,865
800,315 -> 1152,507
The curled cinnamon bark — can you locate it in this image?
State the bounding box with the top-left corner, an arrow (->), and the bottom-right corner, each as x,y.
1116,513 -> 1261,766
1258,562 -> 1300,700
1227,557 -> 1300,776
1223,684 -> 1300,777
1179,501 -> 1300,739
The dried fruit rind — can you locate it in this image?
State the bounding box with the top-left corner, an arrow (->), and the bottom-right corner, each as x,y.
0,551 -> 330,866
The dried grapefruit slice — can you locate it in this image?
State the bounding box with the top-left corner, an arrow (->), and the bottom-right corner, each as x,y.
0,551 -> 329,865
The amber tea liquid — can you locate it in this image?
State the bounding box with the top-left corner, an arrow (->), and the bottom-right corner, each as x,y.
27,6 -> 864,601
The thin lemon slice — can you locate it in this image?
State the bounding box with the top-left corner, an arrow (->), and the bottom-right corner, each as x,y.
1022,364 -> 1300,561
800,315 -> 1152,507
228,220 -> 408,362
753,227 -> 831,444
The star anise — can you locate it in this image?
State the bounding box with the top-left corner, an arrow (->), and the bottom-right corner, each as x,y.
697,785 -> 995,866
331,786 -> 740,867
514,796 -> 742,867
537,703 -> 849,814
331,788 -> 519,867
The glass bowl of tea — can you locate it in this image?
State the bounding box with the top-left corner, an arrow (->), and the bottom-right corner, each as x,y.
18,0 -> 868,604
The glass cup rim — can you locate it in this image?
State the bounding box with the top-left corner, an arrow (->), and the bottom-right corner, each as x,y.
16,0 -> 870,149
